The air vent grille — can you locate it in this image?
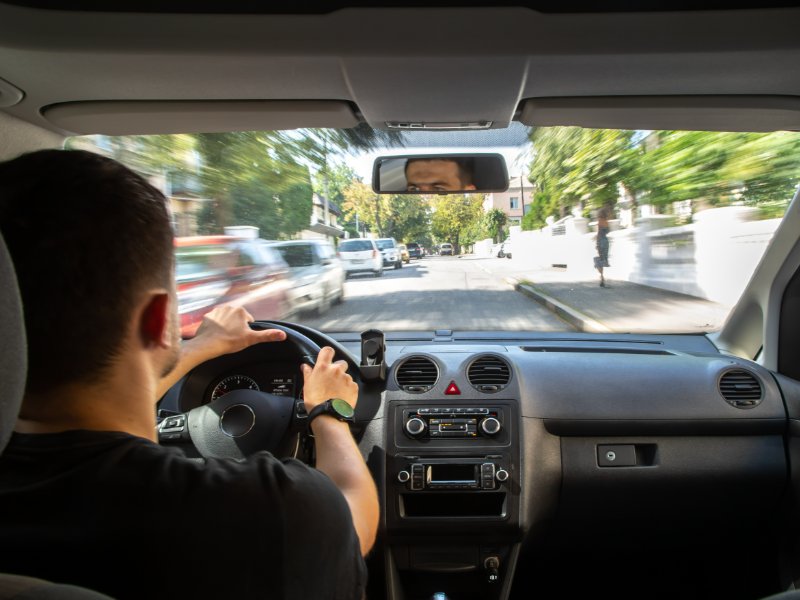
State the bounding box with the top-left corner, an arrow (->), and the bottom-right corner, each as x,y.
396,356 -> 439,393
719,370 -> 763,408
468,355 -> 511,393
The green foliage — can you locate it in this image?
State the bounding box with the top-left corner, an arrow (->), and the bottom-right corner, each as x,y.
528,127 -> 800,222
522,189 -> 557,230
313,162 -> 360,206
194,132 -> 313,238
482,208 -> 507,242
431,194 -> 484,253
341,182 -> 430,242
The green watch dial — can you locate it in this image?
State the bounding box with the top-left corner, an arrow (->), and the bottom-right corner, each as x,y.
330,398 -> 355,419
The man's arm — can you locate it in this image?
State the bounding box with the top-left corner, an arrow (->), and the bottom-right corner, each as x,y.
156,306 -> 286,399
301,348 -> 380,556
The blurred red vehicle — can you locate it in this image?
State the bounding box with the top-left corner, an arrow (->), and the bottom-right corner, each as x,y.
175,236 -> 292,338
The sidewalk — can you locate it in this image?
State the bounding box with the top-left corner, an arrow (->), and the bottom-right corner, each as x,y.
468,257 -> 731,333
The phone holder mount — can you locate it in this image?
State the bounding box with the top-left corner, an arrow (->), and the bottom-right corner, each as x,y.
360,329 -> 386,382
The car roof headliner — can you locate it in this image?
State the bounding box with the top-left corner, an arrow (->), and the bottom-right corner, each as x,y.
1,3 -> 799,136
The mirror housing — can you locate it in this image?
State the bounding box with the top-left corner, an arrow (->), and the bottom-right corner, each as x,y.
372,153 -> 509,194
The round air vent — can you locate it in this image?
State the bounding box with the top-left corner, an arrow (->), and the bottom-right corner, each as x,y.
468,355 -> 511,393
719,369 -> 763,409
395,356 -> 439,393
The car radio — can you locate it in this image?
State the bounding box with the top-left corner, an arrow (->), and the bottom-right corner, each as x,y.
396,458 -> 510,491
402,407 -> 503,439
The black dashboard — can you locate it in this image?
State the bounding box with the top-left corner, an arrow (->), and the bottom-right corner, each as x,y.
159,327 -> 800,600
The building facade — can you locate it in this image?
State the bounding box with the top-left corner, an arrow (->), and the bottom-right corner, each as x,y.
482,176 -> 535,227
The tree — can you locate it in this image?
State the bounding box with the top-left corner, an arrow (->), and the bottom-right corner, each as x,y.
194,131 -> 312,238
482,208 -> 508,242
521,188 -> 557,230
341,183 -> 431,241
313,162 -> 360,207
431,194 -> 484,254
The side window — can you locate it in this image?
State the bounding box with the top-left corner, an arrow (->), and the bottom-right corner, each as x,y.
235,244 -> 258,267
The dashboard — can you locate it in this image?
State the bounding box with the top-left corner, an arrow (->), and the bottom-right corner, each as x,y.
177,360 -> 298,410
158,326 -> 800,600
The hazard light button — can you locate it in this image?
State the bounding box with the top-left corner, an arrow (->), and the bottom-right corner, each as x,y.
444,381 -> 461,395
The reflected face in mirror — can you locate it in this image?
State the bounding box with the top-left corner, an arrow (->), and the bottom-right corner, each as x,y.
405,159 -> 477,193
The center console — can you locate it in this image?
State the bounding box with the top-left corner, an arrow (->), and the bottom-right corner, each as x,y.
385,400 -> 522,600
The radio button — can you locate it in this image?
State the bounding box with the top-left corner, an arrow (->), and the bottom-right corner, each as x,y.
405,417 -> 427,437
496,469 -> 510,483
410,464 -> 424,490
397,470 -> 411,483
480,417 -> 502,436
417,408 -> 430,415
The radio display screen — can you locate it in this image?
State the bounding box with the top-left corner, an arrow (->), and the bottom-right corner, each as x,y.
428,464 -> 477,484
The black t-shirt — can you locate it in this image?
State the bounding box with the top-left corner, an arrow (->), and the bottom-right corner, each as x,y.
0,430 -> 367,600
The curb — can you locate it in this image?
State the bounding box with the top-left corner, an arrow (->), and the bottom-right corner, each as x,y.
505,277 -> 612,333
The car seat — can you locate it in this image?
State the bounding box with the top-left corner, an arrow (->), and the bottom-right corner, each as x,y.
0,231 -> 113,599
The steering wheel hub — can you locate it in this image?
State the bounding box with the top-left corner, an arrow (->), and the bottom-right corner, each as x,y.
219,404 -> 256,438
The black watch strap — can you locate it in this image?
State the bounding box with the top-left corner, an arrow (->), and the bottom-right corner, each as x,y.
307,398 -> 355,425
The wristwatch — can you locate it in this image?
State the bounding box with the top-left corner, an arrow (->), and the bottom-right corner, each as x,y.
306,398 -> 355,426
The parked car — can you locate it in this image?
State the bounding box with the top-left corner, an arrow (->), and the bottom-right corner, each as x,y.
405,242 -> 422,259
175,236 -> 292,338
439,242 -> 454,256
397,244 -> 410,263
375,237 -> 403,269
338,238 -> 383,278
268,239 -> 345,315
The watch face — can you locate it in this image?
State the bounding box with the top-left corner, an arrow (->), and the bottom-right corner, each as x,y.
331,398 -> 355,419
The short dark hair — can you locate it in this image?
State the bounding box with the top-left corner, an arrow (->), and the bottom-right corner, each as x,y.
405,157 -> 475,186
0,149 -> 174,394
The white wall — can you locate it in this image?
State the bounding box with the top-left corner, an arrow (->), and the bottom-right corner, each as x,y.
508,208 -> 781,306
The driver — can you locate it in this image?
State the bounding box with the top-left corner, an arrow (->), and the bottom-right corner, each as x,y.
405,157 -> 477,193
0,149 -> 378,600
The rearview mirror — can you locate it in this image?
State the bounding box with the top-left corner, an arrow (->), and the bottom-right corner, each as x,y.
372,153 -> 509,194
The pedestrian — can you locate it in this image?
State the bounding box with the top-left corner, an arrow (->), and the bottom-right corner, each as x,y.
595,205 -> 611,287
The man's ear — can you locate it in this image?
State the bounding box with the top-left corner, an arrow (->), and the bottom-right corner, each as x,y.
139,292 -> 171,349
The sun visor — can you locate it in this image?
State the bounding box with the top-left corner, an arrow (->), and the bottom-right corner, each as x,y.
519,96 -> 800,132
41,100 -> 360,135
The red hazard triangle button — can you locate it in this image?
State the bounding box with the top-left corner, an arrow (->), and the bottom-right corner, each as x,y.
444,381 -> 461,395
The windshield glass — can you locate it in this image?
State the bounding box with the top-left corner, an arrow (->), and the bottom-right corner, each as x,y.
68,125 -> 799,336
340,239 -> 374,252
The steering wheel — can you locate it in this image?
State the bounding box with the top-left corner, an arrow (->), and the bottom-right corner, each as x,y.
157,322 -> 322,461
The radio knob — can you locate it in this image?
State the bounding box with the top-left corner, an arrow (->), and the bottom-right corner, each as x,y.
496,469 -> 509,482
480,417 -> 501,436
397,470 -> 411,483
405,417 -> 426,437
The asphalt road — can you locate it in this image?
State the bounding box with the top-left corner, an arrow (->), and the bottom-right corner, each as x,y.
301,255 -> 572,332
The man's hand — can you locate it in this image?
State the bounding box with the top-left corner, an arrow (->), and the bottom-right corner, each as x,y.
156,306 -> 286,400
300,347 -> 358,412
193,305 -> 286,359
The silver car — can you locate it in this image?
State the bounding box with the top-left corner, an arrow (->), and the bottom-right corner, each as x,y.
267,240 -> 345,315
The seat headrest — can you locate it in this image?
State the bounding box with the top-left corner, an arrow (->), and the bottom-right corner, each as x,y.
0,231 -> 26,452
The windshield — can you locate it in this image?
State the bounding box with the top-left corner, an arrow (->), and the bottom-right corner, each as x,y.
69,125 -> 799,336
340,239 -> 374,252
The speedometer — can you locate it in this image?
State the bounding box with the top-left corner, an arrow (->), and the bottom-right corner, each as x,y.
210,375 -> 259,402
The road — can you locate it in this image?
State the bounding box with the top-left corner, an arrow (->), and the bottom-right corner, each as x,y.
301,255 -> 572,332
